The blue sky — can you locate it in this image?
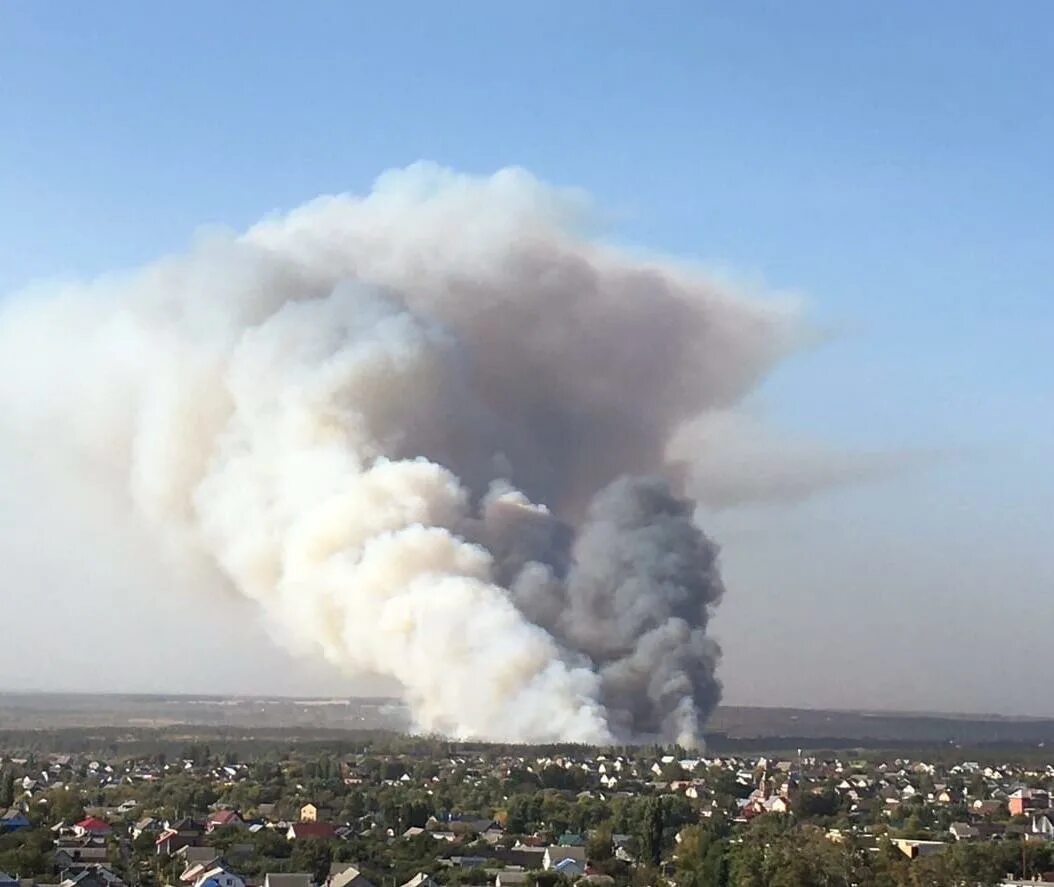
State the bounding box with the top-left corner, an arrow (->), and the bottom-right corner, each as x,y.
2,2 -> 1051,712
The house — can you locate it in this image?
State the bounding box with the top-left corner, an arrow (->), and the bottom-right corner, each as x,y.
287,822 -> 336,841
178,847 -> 223,866
74,818 -> 112,839
326,864 -> 372,887
59,866 -> 125,887
498,847 -> 545,870
892,839 -> 947,859
156,820 -> 203,856
0,809 -> 30,833
949,822 -> 979,841
552,858 -> 587,879
300,804 -> 319,823
181,860 -> 223,884
764,796 -> 791,814
117,801 -> 139,815
495,873 -> 528,887
399,875 -> 438,887
1009,789 -> 1050,816
1031,812 -> 1054,841
193,865 -> 245,887
265,876 -> 314,887
542,846 -> 587,872
156,829 -> 196,857
206,810 -> 244,832
447,819 -> 495,837
131,817 -> 159,839
54,845 -> 110,870
973,799 -> 1004,817
444,857 -> 489,870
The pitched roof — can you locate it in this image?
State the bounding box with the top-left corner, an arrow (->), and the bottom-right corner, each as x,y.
265,875 -> 314,887
55,847 -> 108,862
179,848 -> 221,864
553,859 -> 585,874
399,875 -> 437,887
545,846 -> 586,864
75,818 -> 111,833
288,822 -> 336,840
328,866 -> 371,887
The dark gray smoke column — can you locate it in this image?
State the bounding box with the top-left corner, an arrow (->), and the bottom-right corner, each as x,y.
502,476 -> 724,745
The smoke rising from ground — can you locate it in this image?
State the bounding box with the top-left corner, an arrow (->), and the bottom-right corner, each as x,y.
0,164 -> 799,744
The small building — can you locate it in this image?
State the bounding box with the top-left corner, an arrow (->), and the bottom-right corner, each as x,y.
1030,812 -> 1054,841
74,818 -> 113,839
54,845 -> 110,870
206,810 -> 245,833
264,875 -> 314,887
893,839 -> 947,859
131,817 -> 160,839
1009,789 -> 1050,817
552,858 -> 586,879
327,867 -> 373,887
287,822 -> 336,842
949,822 -> 979,842
194,866 -> 245,887
399,875 -> 438,887
542,846 -> 587,872
59,865 -> 125,887
0,809 -> 30,833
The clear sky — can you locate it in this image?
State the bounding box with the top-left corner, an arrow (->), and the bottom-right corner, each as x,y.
1,1 -> 1051,715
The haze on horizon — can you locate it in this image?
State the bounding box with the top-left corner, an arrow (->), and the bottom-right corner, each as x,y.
0,3 -> 1050,721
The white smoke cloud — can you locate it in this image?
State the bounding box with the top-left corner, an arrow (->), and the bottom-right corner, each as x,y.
0,163 -> 803,744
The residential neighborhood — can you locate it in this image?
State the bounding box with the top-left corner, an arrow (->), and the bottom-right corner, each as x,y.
2,737 -> 1054,887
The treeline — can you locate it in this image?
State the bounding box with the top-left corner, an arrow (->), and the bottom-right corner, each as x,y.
676,815 -> 1054,887
0,727 -> 661,761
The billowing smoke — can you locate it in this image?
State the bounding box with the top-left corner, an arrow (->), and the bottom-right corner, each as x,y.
0,164 -> 797,745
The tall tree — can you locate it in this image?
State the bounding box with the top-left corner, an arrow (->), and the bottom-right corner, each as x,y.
0,769 -> 14,808
639,797 -> 665,867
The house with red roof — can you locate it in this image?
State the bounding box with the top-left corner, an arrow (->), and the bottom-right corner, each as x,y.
74,817 -> 112,839
286,822 -> 336,841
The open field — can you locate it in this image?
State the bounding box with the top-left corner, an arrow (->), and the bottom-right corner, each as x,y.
2,692 -> 1053,751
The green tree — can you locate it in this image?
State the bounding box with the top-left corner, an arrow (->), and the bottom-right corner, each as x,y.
793,789 -> 840,820
0,770 -> 13,809
639,797 -> 665,866
586,826 -> 614,863
290,837 -> 333,883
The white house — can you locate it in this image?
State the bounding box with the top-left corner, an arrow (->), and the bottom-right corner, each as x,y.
194,867 -> 245,887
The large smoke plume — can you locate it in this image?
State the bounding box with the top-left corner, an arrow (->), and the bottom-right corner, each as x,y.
0,164 -> 797,745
